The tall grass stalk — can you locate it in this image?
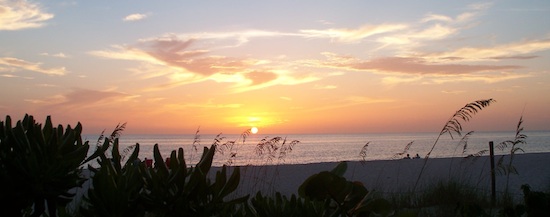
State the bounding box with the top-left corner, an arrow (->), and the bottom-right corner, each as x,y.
216,129 -> 251,166
448,131 -> 474,178
94,122 -> 126,147
93,122 -> 127,160
359,142 -> 370,165
394,141 -> 414,187
248,136 -> 299,194
387,179 -> 492,215
188,127 -> 201,163
413,99 -> 495,191
496,115 -> 526,202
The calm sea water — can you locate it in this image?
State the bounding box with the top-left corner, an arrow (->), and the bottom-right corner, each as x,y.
83,131 -> 550,167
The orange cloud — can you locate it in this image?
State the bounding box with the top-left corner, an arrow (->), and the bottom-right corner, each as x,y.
90,35 -> 334,92
92,37 -> 251,76
244,71 -> 278,85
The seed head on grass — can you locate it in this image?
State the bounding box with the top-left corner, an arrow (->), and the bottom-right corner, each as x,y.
392,141 -> 414,159
215,129 -> 251,166
496,115 -> 527,200
414,99 -> 495,191
359,142 -> 370,164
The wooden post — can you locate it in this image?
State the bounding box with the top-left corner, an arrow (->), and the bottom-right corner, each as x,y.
489,141 -> 496,206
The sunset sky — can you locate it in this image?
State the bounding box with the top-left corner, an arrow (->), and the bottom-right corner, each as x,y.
1,0 -> 549,135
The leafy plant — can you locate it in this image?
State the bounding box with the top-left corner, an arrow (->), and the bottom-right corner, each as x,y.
245,192 -> 326,217
498,184 -> 550,217
519,184 -> 550,217
140,144 -> 247,216
0,114 -> 103,217
80,138 -> 144,217
299,162 -> 393,217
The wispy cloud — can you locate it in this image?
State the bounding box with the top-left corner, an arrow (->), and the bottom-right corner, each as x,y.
423,39 -> 550,62
313,84 -> 337,89
88,1 -> 545,95
40,52 -> 70,58
441,90 -> 466,94
165,101 -> 242,110
382,76 -> 423,85
0,57 -> 67,75
383,71 -> 532,85
27,88 -> 138,109
427,72 -> 532,84
317,19 -> 334,25
468,2 -> 493,11
0,0 -> 54,30
376,22 -> 458,48
300,24 -> 407,43
312,53 -> 520,75
91,34 -> 327,92
244,71 -> 278,85
377,2 -> 490,50
123,13 -> 149,22
92,37 -> 247,76
227,69 -> 326,93
304,96 -> 395,113
280,96 -> 292,101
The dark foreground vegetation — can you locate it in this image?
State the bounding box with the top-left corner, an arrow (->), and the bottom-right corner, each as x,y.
1,100 -> 549,216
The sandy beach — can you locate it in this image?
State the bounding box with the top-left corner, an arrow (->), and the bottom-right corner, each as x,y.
73,152 -> 550,208
229,152 -> 550,200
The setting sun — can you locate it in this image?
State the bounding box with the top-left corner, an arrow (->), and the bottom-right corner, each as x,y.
251,127 -> 259,134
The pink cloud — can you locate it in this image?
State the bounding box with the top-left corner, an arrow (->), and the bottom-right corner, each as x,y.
134,37 -> 254,76
33,88 -> 135,110
244,71 -> 278,85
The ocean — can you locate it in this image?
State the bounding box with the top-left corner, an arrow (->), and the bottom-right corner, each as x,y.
83,131 -> 550,167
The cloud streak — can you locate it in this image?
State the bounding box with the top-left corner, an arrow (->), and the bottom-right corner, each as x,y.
300,24 -> 407,43
88,1 -> 548,95
0,0 -> 53,30
423,39 -> 550,62
90,35 -> 327,92
40,52 -> 69,58
312,53 -> 521,75
0,57 -> 67,75
27,88 -> 138,110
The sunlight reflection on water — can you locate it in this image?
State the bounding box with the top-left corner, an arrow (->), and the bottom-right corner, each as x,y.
83,131 -> 550,167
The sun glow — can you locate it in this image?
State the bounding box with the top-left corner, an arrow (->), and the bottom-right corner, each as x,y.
251,127 -> 258,134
